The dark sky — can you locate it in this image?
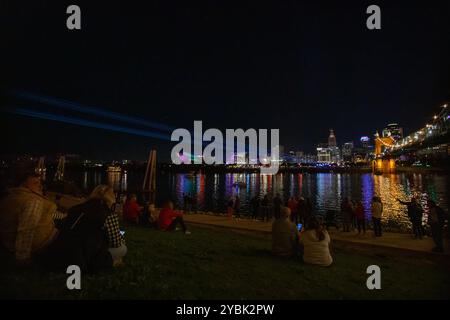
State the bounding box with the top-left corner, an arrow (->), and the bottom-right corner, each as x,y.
1,0 -> 449,161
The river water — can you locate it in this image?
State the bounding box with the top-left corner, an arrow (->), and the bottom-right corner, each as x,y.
65,170 -> 449,232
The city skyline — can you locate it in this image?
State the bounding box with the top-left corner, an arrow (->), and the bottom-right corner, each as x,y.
1,1 -> 449,162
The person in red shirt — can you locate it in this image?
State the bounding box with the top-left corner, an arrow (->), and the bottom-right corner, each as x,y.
123,194 -> 141,224
354,200 -> 366,235
158,201 -> 191,234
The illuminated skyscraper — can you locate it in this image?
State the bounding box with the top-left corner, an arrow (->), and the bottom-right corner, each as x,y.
328,129 -> 337,147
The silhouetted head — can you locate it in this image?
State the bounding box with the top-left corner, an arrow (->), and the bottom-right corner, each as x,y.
10,162 -> 43,194
19,171 -> 43,194
280,206 -> 291,218
306,216 -> 325,241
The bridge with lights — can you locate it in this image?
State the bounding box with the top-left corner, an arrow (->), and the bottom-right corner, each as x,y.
373,103 -> 449,174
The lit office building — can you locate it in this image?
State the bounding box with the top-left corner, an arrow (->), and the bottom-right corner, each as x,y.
382,123 -> 403,140
328,129 -> 340,162
316,129 -> 341,163
328,129 -> 337,147
360,136 -> 370,149
317,143 -> 331,163
342,142 -> 354,162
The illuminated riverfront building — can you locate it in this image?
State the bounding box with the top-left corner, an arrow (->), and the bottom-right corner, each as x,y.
382,123 -> 403,140
328,129 -> 337,147
328,129 -> 340,162
317,143 -> 331,163
342,142 -> 354,162
295,151 -> 316,164
360,136 -> 370,149
349,136 -> 372,163
316,129 -> 341,163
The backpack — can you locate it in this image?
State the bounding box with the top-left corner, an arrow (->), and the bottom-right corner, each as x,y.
44,199 -> 113,273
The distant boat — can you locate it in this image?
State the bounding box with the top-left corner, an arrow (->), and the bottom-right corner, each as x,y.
107,166 -> 122,173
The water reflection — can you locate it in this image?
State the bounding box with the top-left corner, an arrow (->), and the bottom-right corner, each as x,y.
66,170 -> 448,231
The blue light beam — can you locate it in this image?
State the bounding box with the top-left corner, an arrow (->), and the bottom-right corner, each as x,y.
6,107 -> 171,141
10,90 -> 176,132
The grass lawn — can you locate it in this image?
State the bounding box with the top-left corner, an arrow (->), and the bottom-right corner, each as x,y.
1,225 -> 449,299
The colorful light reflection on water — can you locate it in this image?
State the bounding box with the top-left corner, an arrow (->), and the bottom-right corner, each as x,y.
70,171 -> 449,232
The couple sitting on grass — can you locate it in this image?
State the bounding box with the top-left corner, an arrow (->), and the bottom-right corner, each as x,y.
122,195 -> 191,234
272,206 -> 333,267
0,170 -> 127,273
0,169 -> 190,275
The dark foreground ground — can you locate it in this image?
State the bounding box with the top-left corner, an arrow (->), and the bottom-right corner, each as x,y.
1,225 -> 449,299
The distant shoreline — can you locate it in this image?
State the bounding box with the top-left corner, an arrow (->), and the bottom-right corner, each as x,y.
32,163 -> 449,175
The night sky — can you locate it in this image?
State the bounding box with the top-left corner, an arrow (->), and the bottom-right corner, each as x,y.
1,0 -> 449,161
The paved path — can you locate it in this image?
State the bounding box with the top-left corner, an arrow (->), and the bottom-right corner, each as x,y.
183,213 -> 450,256
50,193 -> 449,256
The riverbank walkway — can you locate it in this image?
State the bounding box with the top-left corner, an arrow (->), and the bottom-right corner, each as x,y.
52,193 -> 449,256
182,213 -> 449,256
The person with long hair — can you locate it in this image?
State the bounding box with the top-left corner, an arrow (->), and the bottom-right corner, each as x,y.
87,185 -> 127,266
299,216 -> 333,266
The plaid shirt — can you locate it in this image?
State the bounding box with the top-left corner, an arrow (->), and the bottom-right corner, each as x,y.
104,213 -> 124,248
53,201 -> 124,248
53,210 -> 67,221
15,200 -> 66,260
15,199 -> 44,260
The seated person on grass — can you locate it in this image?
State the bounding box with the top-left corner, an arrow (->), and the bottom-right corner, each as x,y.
123,193 -> 142,224
299,216 -> 333,267
0,170 -> 60,267
139,203 -> 159,227
158,200 -> 191,234
272,206 -> 299,257
88,185 -> 127,267
47,185 -> 127,271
